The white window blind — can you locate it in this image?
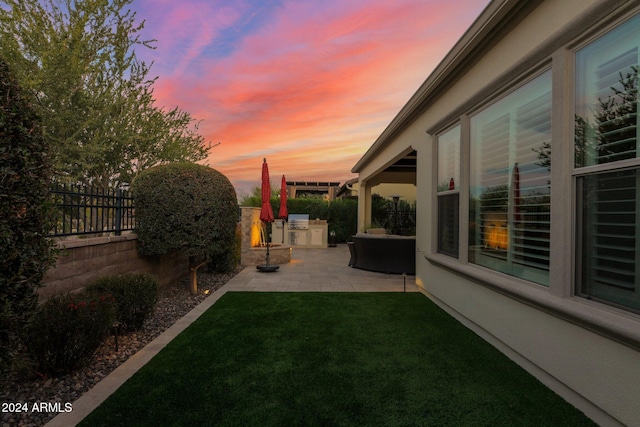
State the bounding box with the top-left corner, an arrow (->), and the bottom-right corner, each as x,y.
437,125 -> 460,258
470,71 -> 551,286
578,170 -> 639,311
575,13 -> 640,312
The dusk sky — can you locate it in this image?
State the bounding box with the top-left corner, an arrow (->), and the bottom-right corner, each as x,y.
129,0 -> 491,196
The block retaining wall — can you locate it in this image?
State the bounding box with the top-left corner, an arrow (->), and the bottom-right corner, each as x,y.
40,234 -> 189,299
240,207 -> 291,266
243,246 -> 292,266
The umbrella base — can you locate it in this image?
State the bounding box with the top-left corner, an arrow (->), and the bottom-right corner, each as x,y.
256,264 -> 279,272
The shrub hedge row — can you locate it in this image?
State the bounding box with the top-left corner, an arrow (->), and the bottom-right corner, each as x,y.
243,197 -> 358,242
87,274 -> 159,332
26,274 -> 159,376
0,59 -> 56,371
27,292 -> 116,376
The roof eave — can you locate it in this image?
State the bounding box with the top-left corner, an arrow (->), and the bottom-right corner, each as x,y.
351,0 -> 526,174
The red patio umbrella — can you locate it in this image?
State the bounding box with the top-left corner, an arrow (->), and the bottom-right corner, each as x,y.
279,175 -> 288,244
257,158 -> 278,272
512,162 -> 522,223
260,158 -> 274,223
279,175 -> 288,219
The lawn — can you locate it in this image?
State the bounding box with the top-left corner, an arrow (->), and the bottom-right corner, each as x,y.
80,292 -> 594,426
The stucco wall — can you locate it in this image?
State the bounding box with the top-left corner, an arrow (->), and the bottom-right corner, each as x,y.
40,234 -> 189,299
411,2 -> 640,425
416,256 -> 640,426
354,0 -> 640,425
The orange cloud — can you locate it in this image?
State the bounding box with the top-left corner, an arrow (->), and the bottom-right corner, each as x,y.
132,0 -> 490,195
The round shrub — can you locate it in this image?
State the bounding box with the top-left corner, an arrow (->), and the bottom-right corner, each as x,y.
26,292 -> 115,376
132,162 -> 238,257
209,223 -> 242,273
132,162 -> 238,293
0,59 -> 56,370
87,274 -> 159,332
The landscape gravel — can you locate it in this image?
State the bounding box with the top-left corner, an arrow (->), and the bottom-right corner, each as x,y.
0,271 -> 236,427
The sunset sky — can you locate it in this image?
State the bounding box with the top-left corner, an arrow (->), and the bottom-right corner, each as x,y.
129,0 -> 491,196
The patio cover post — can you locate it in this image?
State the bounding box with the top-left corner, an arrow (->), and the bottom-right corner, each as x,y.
357,180 -> 372,232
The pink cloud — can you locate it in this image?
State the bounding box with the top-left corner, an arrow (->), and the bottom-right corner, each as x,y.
133,0 -> 490,192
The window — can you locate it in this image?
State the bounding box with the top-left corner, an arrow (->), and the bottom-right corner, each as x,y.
575,14 -> 640,312
469,71 -> 552,286
437,125 -> 460,257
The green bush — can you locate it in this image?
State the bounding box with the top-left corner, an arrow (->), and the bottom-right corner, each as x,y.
132,163 -> 238,257
209,224 -> 242,273
0,59 -> 56,370
241,193 -> 358,242
132,162 -> 238,293
87,274 -> 159,332
327,199 -> 358,242
371,195 -> 416,236
26,292 -> 115,376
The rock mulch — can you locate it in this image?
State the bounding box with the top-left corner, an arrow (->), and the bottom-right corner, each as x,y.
1,271 -> 236,427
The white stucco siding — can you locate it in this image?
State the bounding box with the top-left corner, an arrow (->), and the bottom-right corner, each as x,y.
409,1 -> 640,425
418,257 -> 640,426
355,1 -> 640,423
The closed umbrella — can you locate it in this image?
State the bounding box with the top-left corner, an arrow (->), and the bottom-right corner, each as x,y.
279,175 -> 288,244
513,162 -> 521,223
279,175 -> 288,219
257,158 -> 278,272
260,158 -> 274,223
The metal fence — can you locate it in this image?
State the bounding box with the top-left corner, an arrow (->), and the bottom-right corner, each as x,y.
49,184 -> 135,237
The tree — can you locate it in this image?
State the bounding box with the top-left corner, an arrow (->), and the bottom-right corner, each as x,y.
239,183 -> 280,207
132,163 -> 238,294
0,0 -> 209,189
0,59 -> 56,371
575,66 -> 638,166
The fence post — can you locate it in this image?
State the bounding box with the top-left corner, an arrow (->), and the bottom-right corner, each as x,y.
115,188 -> 122,236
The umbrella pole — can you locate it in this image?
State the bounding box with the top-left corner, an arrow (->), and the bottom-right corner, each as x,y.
266,222 -> 271,266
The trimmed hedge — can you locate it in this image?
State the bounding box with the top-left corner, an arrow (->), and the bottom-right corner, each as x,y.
0,59 -> 56,371
209,223 -> 242,273
132,162 -> 238,258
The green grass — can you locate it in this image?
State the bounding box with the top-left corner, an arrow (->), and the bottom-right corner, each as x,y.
81,292 -> 595,426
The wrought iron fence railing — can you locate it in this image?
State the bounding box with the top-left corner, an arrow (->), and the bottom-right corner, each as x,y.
49,184 -> 135,237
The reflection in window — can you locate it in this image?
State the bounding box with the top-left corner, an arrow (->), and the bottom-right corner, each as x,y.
575,14 -> 639,312
578,169 -> 639,312
438,126 -> 460,191
575,14 -> 639,168
437,126 -> 460,257
469,71 -> 551,286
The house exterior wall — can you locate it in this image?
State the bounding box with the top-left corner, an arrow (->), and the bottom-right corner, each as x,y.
356,0 -> 640,425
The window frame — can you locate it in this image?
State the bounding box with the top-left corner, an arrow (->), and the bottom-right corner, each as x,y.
467,69 -> 553,287
423,2 -> 640,349
571,11 -> 640,313
435,124 -> 462,258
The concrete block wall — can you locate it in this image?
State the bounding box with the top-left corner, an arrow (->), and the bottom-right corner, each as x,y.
40,234 -> 189,299
243,246 -> 292,266
240,206 -> 291,266
240,207 -> 261,266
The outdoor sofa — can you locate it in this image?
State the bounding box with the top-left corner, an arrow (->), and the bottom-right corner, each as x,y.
349,233 -> 415,275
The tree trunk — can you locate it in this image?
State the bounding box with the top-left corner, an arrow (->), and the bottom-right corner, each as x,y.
188,256 -> 208,295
